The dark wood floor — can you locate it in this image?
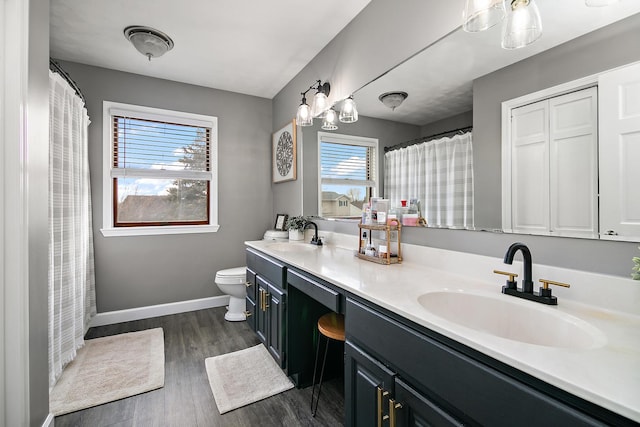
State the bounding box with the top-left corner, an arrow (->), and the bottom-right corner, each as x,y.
55,307 -> 345,427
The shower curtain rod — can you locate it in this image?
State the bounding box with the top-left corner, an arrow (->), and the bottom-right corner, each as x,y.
384,125 -> 472,153
49,58 -> 86,104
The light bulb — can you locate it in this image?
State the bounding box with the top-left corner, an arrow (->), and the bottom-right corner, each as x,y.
311,91 -> 330,117
296,101 -> 313,127
321,109 -> 338,131
502,0 -> 542,50
339,97 -> 358,123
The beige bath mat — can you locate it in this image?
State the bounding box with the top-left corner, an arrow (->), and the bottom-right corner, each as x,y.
205,344 -> 294,414
50,328 -> 165,416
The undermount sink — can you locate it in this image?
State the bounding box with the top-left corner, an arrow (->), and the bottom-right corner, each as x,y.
417,291 -> 606,350
266,242 -> 319,252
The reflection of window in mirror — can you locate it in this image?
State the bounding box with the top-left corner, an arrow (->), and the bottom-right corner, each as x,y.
317,133 -> 378,219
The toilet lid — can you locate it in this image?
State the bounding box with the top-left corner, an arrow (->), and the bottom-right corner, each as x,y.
215,266 -> 247,285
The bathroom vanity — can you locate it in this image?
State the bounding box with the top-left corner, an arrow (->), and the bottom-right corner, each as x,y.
245,238 -> 640,426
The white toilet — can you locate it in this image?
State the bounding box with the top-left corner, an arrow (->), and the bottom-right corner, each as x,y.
215,266 -> 247,321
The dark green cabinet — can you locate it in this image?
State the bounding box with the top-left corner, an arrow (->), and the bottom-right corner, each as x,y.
346,297 -> 624,427
246,249 -> 287,368
346,341 -> 462,427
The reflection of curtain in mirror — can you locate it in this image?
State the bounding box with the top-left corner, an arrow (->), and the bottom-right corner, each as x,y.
48,70 -> 96,388
384,132 -> 474,229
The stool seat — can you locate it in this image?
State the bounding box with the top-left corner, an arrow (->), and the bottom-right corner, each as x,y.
317,312 -> 345,342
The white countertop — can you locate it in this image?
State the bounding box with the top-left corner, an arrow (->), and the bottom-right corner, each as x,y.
246,237 -> 640,422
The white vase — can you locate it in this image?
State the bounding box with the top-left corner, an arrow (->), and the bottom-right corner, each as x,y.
289,229 -> 304,241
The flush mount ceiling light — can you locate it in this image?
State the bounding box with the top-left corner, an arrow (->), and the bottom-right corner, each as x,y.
296,80 -> 331,127
462,0 -> 506,32
378,91 -> 408,111
124,25 -> 174,61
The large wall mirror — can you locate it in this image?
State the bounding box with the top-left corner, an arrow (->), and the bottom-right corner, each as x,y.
301,3 -> 640,240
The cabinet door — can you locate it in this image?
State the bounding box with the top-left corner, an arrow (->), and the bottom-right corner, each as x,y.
345,341 -> 395,427
267,283 -> 286,368
394,377 -> 463,427
549,87 -> 598,238
510,100 -> 550,235
255,277 -> 268,345
599,62 -> 640,241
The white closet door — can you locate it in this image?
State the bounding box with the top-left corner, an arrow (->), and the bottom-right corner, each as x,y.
599,62 -> 640,242
511,100 -> 550,235
549,87 -> 598,238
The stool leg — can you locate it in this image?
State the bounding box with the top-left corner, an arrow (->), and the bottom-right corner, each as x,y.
310,333 -> 322,413
312,337 -> 330,417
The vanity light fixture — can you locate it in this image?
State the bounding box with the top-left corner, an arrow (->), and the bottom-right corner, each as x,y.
501,0 -> 542,50
296,80 -> 330,127
124,26 -> 174,61
379,91 -> 408,111
339,95 -> 359,123
462,0 -> 506,32
585,0 -> 619,5
321,108 -> 338,130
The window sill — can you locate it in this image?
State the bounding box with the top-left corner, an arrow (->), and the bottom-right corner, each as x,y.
100,224 -> 220,237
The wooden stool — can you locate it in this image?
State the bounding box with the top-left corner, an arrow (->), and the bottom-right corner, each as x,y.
310,312 -> 345,417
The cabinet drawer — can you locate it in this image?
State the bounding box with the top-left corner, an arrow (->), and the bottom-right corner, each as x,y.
288,269 -> 340,312
246,248 -> 286,289
346,298 -> 605,426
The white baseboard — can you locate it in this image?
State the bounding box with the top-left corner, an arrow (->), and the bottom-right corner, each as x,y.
89,295 -> 230,328
42,413 -> 54,427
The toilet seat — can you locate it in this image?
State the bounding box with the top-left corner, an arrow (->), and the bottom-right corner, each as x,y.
215,267 -> 246,285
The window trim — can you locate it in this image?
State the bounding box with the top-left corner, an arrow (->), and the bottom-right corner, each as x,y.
101,101 -> 219,237
317,132 -> 379,218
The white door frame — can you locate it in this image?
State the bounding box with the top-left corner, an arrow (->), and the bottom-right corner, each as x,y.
1,0 -> 31,425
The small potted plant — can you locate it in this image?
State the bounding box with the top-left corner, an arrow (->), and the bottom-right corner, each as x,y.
286,216 -> 307,241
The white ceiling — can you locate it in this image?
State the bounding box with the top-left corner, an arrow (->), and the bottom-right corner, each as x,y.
50,0 -> 372,99
355,0 -> 640,126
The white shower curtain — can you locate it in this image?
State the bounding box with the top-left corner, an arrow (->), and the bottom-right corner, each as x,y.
48,70 -> 96,388
384,132 -> 474,229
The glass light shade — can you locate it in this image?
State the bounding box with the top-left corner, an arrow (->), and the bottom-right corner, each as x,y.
339,97 -> 358,123
321,109 -> 338,130
296,103 -> 313,127
585,0 -> 618,5
311,91 -> 330,117
462,0 -> 506,32
124,26 -> 174,61
501,0 -> 542,50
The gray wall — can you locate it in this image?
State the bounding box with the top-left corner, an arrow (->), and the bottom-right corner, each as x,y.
301,116 -> 420,216
28,0 -> 51,424
295,12 -> 640,278
58,61 -> 273,312
420,110 -> 473,138
272,0 -> 465,217
473,13 -> 640,229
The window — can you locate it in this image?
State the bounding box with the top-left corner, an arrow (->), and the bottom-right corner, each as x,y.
317,132 -> 378,219
101,102 -> 218,236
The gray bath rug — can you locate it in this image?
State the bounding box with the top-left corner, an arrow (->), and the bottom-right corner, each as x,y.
50,328 -> 165,416
205,344 -> 294,414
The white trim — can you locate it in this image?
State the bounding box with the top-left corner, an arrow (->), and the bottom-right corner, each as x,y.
501,73 -> 599,232
100,224 -> 220,237
41,413 -> 54,427
2,0 -> 30,425
89,295 -> 230,328
101,101 -> 219,236
317,132 -> 379,217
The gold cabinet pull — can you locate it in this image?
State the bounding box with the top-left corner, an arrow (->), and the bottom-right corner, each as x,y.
258,289 -> 265,311
264,292 -> 270,309
245,281 -> 252,287
377,387 -> 389,427
244,310 -> 252,318
493,269 -> 518,282
539,279 -> 570,290
389,398 -> 403,427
